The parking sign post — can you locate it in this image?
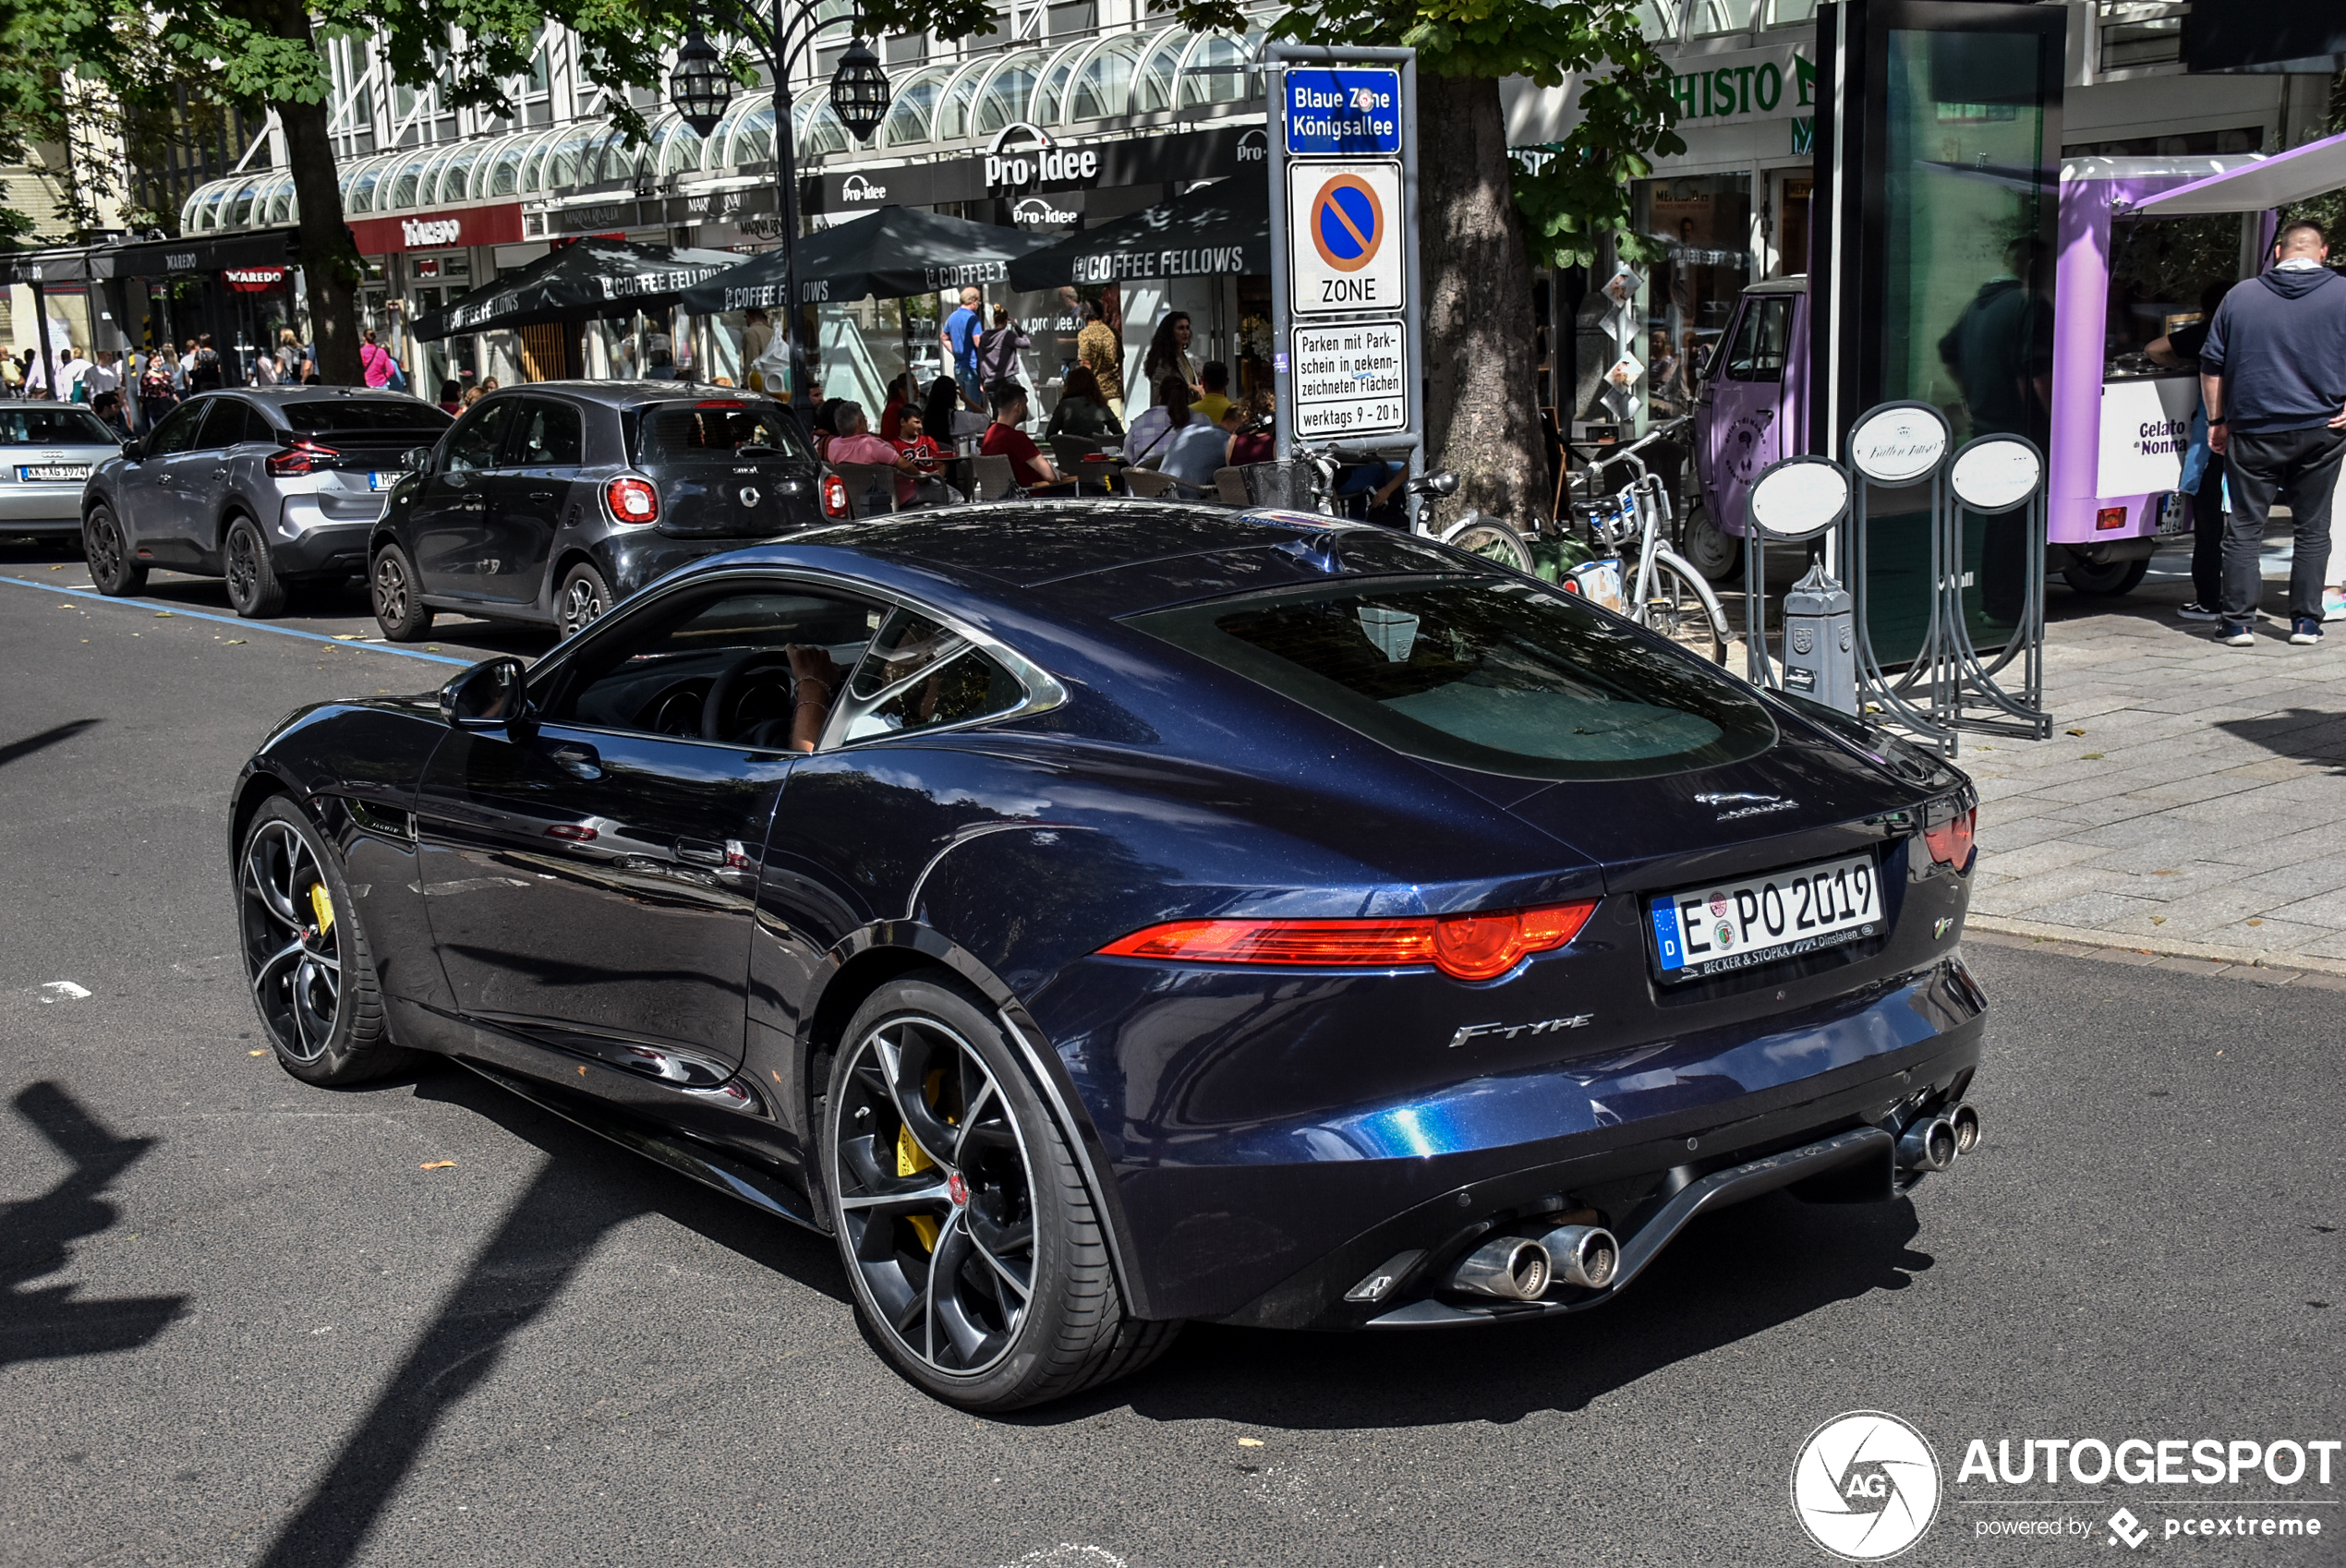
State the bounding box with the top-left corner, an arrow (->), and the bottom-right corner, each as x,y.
1267,44 -> 1421,479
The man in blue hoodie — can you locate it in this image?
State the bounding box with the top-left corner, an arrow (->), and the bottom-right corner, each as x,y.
2203,219 -> 2346,645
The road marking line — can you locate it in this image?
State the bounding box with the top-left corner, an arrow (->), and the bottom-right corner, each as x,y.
0,574 -> 469,665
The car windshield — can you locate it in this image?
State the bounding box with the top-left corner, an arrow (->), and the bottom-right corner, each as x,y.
631,401 -> 813,464
279,401 -> 453,436
1129,574 -> 1778,780
0,407 -> 115,445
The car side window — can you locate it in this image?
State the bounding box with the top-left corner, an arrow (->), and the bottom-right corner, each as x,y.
193,398 -> 251,450
542,586 -> 882,746
239,403 -> 279,444
1723,296 -> 1792,383
144,401 -> 207,457
443,400 -> 515,473
838,606 -> 1025,742
514,398 -> 583,467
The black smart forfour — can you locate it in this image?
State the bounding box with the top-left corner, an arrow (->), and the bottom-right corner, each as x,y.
367,381 -> 828,642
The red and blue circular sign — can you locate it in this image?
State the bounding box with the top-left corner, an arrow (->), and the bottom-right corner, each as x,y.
1310,175 -> 1385,273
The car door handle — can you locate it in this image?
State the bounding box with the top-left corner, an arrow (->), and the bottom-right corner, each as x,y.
529,490 -> 556,502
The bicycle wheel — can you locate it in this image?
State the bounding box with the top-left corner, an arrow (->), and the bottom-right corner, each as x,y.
1636,551 -> 1731,664
1442,513 -> 1536,573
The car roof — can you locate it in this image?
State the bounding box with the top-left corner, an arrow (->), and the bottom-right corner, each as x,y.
712,503 -> 1471,619
495,380 -> 776,408
217,387 -> 442,405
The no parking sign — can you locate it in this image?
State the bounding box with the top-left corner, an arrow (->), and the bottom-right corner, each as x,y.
1287,164 -> 1404,316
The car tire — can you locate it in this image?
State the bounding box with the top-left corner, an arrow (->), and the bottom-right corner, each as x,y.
1681,501 -> 1744,583
555,562 -> 613,640
2061,556 -> 2149,597
823,971 -> 1180,1411
236,795 -> 416,1087
83,504 -> 147,597
370,543 -> 433,641
223,516 -> 288,618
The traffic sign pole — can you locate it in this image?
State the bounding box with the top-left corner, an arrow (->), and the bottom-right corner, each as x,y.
1267,43 -> 1421,483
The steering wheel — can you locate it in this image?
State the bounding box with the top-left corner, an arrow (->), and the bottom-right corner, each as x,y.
701,648 -> 803,742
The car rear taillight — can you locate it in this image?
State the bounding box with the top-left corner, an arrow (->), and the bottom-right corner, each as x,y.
605,476 -> 659,525
1097,900 -> 1599,982
266,440 -> 340,476
821,473 -> 851,518
1923,802 -> 1977,868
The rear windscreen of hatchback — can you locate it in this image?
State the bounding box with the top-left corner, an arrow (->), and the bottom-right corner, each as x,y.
1,408 -> 116,444
633,403 -> 813,465
1129,574 -> 1777,780
280,402 -> 453,438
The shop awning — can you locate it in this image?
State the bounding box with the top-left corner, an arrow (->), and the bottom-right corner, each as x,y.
677,206 -> 1046,313
1005,177 -> 1268,292
2123,128 -> 2346,216
409,238 -> 741,340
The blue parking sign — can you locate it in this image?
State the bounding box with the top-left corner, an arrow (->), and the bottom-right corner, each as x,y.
1283,67 -> 1403,156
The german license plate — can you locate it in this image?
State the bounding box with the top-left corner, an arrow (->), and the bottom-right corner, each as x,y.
2154,492 -> 2193,537
369,471 -> 398,490
1650,851 -> 1882,981
18,464 -> 89,482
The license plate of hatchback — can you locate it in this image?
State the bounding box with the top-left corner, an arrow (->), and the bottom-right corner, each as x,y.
369,471 -> 398,490
1650,851 -> 1882,981
19,464 -> 89,482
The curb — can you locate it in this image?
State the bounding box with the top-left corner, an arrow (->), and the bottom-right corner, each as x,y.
1965,914 -> 2346,987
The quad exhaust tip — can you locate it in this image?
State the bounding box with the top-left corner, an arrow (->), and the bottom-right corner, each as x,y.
1537,1223 -> 1621,1290
1450,1236 -> 1551,1300
1896,1113 -> 1958,1173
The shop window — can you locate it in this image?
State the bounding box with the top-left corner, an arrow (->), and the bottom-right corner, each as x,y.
1634,174 -> 1753,419
1047,1 -> 1094,35
974,51 -> 1044,136
1179,32 -> 1258,109
883,68 -> 948,145
1135,30 -> 1188,115
1689,0 -> 1755,35
1762,0 -> 1818,26
1070,38 -> 1141,120
936,66 -> 986,140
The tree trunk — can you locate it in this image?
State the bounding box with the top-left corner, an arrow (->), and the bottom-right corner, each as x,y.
260,1 -> 363,385
1417,74 -> 1550,525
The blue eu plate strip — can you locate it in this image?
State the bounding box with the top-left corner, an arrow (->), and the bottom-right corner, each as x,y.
1651,901 -> 1685,971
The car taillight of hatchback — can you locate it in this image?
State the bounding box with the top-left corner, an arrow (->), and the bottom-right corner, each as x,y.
266,440 -> 340,477
821,473 -> 851,519
605,476 -> 660,525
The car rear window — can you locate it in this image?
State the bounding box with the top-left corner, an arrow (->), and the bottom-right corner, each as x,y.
631,402 -> 813,465
0,407 -> 115,445
279,400 -> 453,437
1129,575 -> 1777,780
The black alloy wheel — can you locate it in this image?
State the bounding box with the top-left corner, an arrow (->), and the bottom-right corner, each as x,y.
370,544 -> 433,641
83,505 -> 147,597
556,563 -> 612,640
224,517 -> 288,618
824,974 -> 1179,1410
236,797 -> 407,1086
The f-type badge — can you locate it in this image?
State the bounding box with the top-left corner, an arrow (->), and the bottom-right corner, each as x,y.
1695,790 -> 1797,821
1450,1015 -> 1594,1048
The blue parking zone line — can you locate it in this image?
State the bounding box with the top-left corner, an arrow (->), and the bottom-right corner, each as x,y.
0,573 -> 472,666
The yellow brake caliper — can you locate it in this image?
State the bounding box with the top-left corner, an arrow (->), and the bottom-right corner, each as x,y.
308,883 -> 335,935
896,1069 -> 952,1252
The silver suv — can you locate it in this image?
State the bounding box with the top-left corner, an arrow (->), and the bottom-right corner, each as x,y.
81,388 -> 452,617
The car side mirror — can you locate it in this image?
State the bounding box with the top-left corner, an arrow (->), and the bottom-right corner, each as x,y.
439,657 -> 532,730
403,445 -> 434,475
120,439 -> 141,460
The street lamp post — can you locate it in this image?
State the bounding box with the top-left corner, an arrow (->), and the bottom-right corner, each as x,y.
670,5 -> 889,411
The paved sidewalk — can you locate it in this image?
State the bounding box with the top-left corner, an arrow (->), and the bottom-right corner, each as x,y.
1965,533 -> 2346,971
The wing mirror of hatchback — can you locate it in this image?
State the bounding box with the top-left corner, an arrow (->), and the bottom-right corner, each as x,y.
120,438 -> 141,460
402,444 -> 435,475
439,656 -> 534,730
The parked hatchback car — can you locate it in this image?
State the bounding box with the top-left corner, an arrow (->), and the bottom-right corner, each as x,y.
367,381 -> 827,643
82,388 -> 453,616
1,404 -> 125,540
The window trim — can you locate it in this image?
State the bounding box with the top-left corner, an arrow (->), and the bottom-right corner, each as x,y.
524,565 -> 1066,753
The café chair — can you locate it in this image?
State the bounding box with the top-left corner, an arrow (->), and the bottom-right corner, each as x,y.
1212,467 -> 1250,507
971,453 -> 1021,501
1121,467 -> 1178,501
830,462 -> 897,518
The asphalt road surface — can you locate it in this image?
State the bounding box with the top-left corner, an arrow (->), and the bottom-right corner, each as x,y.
2,551 -> 2340,1568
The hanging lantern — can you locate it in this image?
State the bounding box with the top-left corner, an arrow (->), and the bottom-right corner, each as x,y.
828,38 -> 892,144
669,31 -> 732,139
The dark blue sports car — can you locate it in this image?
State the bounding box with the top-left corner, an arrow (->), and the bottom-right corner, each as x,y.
232,505 -> 1984,1410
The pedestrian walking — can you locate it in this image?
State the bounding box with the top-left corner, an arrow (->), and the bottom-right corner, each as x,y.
137,351 -> 179,431
359,329 -> 395,390
187,334 -> 224,393
943,287 -> 985,410
974,305 -> 1029,388
1142,312 -> 1196,404
82,349 -> 122,404
1076,297 -> 1123,419
2203,219 -> 2346,646
2146,281 -> 2238,622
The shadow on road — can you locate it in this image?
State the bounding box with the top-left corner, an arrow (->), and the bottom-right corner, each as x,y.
0,1081 -> 187,1368
2215,708 -> 2346,774
0,718 -> 100,770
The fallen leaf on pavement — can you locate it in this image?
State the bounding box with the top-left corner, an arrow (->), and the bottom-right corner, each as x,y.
420,1160 -> 457,1170
154,610 -> 173,617
333,633 -> 364,641
2065,729 -> 2085,736
1238,1438 -> 1264,1447
224,638 -> 245,645
248,1049 -> 267,1056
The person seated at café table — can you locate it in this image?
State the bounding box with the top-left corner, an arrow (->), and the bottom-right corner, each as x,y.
1224,390 -> 1275,468
1191,360 -> 1233,425
1154,381 -> 1230,498
881,369 -> 922,440
979,380 -> 1070,491
1045,366 -> 1124,444
826,400 -> 925,507
891,406 -> 960,506
1122,374 -> 1190,468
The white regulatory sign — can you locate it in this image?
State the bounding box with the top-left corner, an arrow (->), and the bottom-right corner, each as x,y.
1291,321 -> 1409,438
1287,161 -> 1406,318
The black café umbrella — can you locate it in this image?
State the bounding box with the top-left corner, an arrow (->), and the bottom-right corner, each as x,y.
679,205 -> 1047,313
410,238 -> 743,341
1005,177 -> 1269,292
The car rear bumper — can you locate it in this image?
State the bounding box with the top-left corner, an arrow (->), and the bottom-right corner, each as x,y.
0,485 -> 86,525
1036,949 -> 1986,1328
269,510 -> 376,576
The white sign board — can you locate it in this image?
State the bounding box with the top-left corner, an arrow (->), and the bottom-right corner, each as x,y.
1846,404 -> 1949,485
1287,161 -> 1406,317
2096,377 -> 2199,497
1291,320 -> 1409,439
1950,439 -> 2042,513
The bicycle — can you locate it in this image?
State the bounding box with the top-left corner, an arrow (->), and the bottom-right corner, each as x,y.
1561,416 -> 1733,664
1289,440 -> 1538,573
